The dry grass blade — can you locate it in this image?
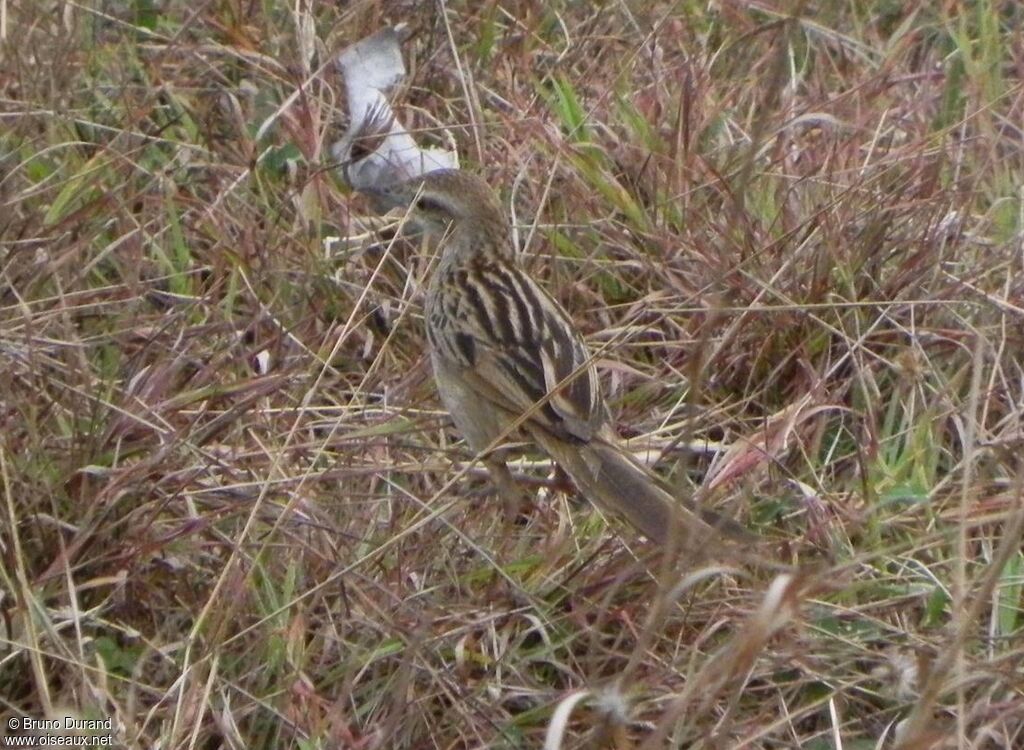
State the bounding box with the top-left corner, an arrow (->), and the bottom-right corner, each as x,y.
1,1 -> 1022,747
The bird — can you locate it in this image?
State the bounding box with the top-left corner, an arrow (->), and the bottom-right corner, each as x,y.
365,169 -> 750,547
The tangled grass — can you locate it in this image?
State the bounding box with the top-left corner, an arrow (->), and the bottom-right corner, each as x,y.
1,1 -> 1022,747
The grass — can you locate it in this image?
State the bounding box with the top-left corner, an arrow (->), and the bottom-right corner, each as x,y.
1,1 -> 1023,747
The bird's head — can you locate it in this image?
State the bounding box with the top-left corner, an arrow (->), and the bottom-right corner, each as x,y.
364,169 -> 506,238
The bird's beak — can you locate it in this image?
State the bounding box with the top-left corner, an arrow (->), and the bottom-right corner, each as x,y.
359,185 -> 408,214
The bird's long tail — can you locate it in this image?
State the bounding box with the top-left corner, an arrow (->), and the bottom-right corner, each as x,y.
530,431 -> 751,546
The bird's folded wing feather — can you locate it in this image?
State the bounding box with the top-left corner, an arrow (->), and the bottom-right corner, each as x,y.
443,259 -> 607,443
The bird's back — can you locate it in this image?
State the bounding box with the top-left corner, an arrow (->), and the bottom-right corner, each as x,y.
426,241 -> 608,445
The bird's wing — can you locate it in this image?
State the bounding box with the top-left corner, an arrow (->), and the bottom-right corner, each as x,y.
430,256 -> 607,443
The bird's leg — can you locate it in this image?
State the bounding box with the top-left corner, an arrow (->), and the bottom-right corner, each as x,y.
483,455 -> 532,524
550,464 -> 576,496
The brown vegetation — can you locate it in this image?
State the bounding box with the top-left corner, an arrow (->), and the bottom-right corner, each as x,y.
1,1 -> 1022,747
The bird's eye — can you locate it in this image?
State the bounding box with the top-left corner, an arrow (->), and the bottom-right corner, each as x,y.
415,196 -> 445,213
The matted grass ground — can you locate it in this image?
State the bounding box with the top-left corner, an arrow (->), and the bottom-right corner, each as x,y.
1,1 -> 1022,748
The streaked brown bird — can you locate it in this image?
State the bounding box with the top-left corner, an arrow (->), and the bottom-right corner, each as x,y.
368,169 -> 748,546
